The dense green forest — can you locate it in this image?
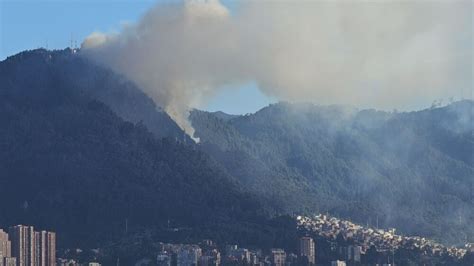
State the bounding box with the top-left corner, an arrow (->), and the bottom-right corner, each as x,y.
0,49 -> 287,252
0,48 -> 187,140
191,101 -> 474,245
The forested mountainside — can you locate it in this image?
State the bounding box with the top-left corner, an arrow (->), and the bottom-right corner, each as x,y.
0,48 -> 188,141
191,101 -> 474,245
1,48 -> 472,248
0,49 -> 282,249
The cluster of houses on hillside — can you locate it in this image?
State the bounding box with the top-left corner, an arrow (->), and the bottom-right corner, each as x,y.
297,215 -> 467,261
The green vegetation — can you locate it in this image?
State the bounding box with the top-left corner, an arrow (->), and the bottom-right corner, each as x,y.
191,101 -> 474,245
0,49 -> 269,248
1,48 -> 472,253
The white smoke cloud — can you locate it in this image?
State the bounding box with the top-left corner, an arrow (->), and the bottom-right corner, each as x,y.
82,32 -> 112,49
81,0 -> 472,140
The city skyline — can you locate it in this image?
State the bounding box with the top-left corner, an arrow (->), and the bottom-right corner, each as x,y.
0,225 -> 55,266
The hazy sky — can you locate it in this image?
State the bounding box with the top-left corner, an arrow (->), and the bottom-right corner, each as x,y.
0,0 -> 273,115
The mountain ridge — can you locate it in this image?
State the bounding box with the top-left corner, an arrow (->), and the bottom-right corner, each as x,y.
1,48 -> 472,247
0,48 -> 274,249
191,100 -> 474,245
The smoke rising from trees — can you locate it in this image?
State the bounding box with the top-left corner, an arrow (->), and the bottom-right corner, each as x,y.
82,0 -> 472,140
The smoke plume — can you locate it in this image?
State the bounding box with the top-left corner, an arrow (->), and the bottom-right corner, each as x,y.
82,0 -> 472,140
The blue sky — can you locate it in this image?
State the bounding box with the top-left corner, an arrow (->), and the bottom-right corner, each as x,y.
0,0 -> 274,114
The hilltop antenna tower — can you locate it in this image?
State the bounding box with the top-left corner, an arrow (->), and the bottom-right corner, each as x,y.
70,33 -> 79,50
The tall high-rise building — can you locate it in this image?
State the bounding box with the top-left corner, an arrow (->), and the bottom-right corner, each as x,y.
8,226 -> 55,266
44,232 -> 55,266
34,232 -> 45,266
9,225 -> 35,266
299,237 -> 315,265
33,231 -> 55,266
0,230 -> 11,258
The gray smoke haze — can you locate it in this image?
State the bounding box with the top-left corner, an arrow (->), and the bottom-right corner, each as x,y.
81,0 -> 472,140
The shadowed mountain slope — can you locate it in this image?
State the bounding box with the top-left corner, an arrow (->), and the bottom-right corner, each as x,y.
0,49 -> 267,247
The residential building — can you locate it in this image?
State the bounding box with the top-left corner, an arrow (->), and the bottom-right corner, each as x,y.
34,232 -> 45,266
331,261 -> 346,266
249,252 -> 259,266
44,232 -> 55,266
0,230 -> 15,266
157,251 -> 171,266
200,249 -> 220,266
228,248 -> 250,264
177,245 -> 201,266
299,237 -> 315,265
34,230 -> 55,266
9,225 -> 35,266
8,226 -> 55,266
270,249 -> 286,266
199,256 -> 213,266
1,257 -> 17,266
0,230 -> 11,258
56,258 -> 79,266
